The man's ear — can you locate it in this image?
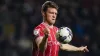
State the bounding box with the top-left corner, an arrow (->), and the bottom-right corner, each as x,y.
41,10 -> 45,16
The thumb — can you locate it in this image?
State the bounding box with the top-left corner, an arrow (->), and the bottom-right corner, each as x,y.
85,46 -> 87,48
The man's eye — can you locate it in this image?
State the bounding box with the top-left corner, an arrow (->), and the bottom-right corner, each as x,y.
49,12 -> 53,14
55,13 -> 57,15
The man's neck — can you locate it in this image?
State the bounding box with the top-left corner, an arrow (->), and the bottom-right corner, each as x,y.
43,22 -> 53,28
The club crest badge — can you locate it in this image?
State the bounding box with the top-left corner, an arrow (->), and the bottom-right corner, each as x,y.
34,29 -> 39,36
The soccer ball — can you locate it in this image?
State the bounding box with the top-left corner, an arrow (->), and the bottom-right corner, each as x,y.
56,27 -> 73,44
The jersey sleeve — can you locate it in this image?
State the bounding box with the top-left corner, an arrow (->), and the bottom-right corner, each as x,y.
33,27 -> 44,38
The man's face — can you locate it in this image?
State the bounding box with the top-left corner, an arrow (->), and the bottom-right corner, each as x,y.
43,8 -> 58,25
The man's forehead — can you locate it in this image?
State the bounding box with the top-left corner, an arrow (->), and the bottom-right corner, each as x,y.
47,8 -> 58,12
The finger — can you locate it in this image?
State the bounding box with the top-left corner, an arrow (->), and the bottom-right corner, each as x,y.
86,48 -> 89,52
43,27 -> 50,36
84,48 -> 89,52
81,46 -> 84,47
85,46 -> 87,48
46,28 -> 50,34
84,46 -> 89,52
44,23 -> 49,29
84,50 -> 85,52
45,25 -> 50,33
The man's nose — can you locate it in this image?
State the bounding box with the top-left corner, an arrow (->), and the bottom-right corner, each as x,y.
53,14 -> 56,18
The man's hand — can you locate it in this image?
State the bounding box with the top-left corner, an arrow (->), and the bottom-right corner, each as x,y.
60,44 -> 89,52
79,46 -> 89,52
43,26 -> 50,37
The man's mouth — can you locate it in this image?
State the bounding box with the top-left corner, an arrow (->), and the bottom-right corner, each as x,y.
52,19 -> 55,20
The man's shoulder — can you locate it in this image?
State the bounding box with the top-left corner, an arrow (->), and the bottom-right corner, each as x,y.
53,26 -> 58,29
33,23 -> 44,36
34,23 -> 45,30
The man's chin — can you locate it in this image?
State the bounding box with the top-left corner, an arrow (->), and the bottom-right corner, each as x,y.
49,22 -> 55,25
51,22 -> 55,25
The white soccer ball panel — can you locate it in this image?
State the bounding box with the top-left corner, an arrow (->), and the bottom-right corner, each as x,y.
58,27 -> 73,43
59,28 -> 69,37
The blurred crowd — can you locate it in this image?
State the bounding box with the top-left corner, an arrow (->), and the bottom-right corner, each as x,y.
0,0 -> 100,56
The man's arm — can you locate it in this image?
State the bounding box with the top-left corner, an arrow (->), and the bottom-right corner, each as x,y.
35,35 -> 48,52
60,44 -> 89,52
35,27 -> 50,52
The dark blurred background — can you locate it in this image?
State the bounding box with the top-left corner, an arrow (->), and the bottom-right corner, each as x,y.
0,0 -> 100,56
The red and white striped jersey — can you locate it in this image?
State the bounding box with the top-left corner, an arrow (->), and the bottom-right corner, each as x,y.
33,22 -> 60,56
